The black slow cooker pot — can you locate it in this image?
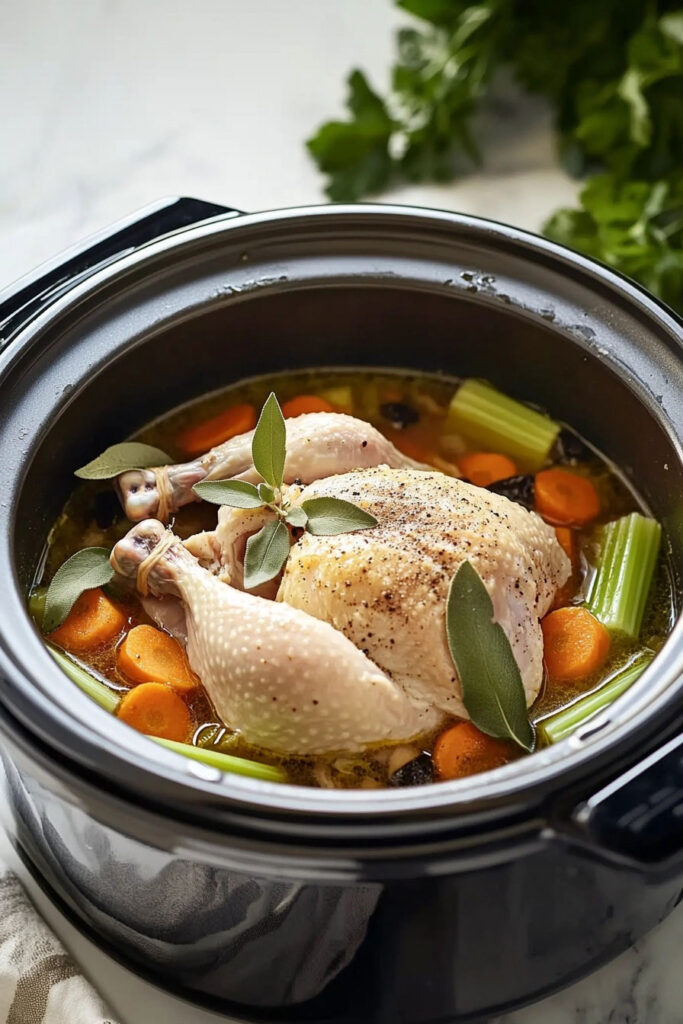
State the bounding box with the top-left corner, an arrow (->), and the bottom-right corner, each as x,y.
0,198 -> 681,1023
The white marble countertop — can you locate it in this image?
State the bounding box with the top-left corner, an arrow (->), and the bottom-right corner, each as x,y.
1,2 -> 681,1023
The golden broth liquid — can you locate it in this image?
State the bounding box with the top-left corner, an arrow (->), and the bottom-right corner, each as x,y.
37,370 -> 675,789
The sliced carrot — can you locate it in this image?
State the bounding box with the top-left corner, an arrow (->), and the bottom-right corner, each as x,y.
118,682 -> 192,742
552,527 -> 579,609
458,452 -> 517,487
535,468 -> 600,526
555,526 -> 576,563
179,403 -> 256,454
388,432 -> 436,464
281,395 -> 335,418
50,588 -> 125,653
433,721 -> 512,780
117,624 -> 198,692
542,606 -> 610,683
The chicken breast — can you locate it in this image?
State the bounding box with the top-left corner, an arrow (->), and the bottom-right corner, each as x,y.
278,468 -> 569,718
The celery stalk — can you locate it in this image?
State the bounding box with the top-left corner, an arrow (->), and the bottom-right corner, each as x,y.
537,655 -> 653,744
446,379 -> 560,468
48,646 -> 120,713
586,513 -> 661,637
29,587 -> 48,628
151,737 -> 287,782
318,385 -> 353,412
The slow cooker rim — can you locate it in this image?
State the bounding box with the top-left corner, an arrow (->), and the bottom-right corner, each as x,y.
0,201 -> 681,830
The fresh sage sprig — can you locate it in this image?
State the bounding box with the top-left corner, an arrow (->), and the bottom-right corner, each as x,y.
75,442 -> 171,480
446,561 -> 534,752
42,547 -> 115,632
193,392 -> 377,589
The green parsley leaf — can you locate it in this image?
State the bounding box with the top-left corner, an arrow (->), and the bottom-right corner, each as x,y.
307,1 -> 683,310
446,561 -> 534,752
306,71 -> 395,201
43,548 -> 115,632
251,393 -> 286,489
544,172 -> 683,311
243,520 -> 291,590
301,497 -> 378,536
192,480 -> 264,508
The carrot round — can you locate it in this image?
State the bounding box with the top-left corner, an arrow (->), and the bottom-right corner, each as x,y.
117,624 -> 198,692
535,468 -> 600,526
179,403 -> 256,454
118,682 -> 192,742
551,526 -> 579,609
542,606 -> 610,683
387,432 -> 437,465
281,395 -> 335,418
458,452 -> 517,487
433,721 -> 512,780
49,588 -> 125,652
555,526 -> 576,563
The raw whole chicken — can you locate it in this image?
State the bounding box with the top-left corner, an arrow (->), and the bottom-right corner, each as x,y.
111,415 -> 570,754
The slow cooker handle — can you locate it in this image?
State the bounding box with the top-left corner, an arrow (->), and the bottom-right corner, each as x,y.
0,196 -> 238,340
571,732 -> 683,879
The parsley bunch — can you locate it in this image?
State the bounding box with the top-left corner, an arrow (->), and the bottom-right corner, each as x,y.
307,1 -> 683,311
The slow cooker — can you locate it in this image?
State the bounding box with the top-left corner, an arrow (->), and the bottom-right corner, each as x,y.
0,197 -> 680,1022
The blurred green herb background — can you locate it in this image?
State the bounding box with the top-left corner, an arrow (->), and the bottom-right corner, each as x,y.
307,1 -> 683,311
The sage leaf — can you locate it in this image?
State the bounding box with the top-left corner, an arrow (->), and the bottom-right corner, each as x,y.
446,561 -> 534,752
258,482 -> 276,504
244,519 -> 290,589
285,505 -> 308,528
251,393 -> 286,489
193,480 -> 264,508
75,442 -> 171,480
302,497 -> 378,536
43,547 -> 115,632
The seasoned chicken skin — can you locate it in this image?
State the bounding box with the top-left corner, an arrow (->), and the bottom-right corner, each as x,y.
111,521 -> 442,754
116,413 -> 426,522
278,469 -> 569,719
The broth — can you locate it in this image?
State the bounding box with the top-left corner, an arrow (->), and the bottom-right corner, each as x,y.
34,369 -> 675,789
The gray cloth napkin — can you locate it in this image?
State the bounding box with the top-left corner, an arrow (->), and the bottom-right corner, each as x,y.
0,869 -> 119,1024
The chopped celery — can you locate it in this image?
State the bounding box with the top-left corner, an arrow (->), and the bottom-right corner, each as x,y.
48,646 -> 120,713
586,513 -> 661,638
151,737 -> 287,782
29,587 -> 48,628
318,385 -> 353,412
446,380 -> 560,469
537,655 -> 653,744
357,382 -> 380,421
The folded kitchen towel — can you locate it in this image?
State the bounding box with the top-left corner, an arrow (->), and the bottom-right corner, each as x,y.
0,869 -> 119,1024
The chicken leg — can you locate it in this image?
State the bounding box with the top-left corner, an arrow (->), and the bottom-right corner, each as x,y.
111,520 -> 443,754
117,412 -> 428,522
